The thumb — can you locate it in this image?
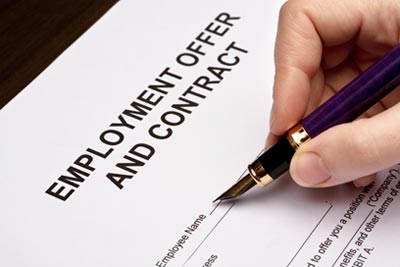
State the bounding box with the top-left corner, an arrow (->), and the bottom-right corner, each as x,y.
290,103 -> 400,187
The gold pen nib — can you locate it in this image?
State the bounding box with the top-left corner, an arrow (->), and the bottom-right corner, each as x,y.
213,173 -> 256,202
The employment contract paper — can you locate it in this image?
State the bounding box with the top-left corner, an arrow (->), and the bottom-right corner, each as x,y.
1,1 -> 399,266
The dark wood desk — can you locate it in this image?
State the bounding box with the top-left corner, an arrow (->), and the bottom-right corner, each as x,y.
0,0 -> 118,109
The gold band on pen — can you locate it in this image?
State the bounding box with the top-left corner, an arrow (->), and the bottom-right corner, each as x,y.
286,124 -> 311,150
248,160 -> 273,187
247,124 -> 311,187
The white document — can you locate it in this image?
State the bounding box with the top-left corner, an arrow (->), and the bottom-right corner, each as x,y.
1,1 -> 400,266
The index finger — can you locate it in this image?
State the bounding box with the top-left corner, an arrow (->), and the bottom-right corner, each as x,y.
270,0 -> 363,135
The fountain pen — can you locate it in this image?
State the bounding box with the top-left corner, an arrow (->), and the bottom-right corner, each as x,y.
215,44 -> 400,202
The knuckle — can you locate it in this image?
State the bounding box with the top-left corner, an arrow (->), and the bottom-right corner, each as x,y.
279,1 -> 297,19
279,0 -> 315,19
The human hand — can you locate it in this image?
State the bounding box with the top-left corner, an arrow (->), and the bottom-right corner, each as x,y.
269,0 -> 400,188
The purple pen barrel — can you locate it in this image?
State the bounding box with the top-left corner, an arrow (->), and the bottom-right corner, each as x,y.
301,45 -> 400,138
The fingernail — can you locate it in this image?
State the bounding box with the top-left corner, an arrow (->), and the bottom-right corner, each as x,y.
292,152 -> 331,186
353,176 -> 375,188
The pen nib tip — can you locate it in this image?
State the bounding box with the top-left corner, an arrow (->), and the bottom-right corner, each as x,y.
213,174 -> 256,203
212,194 -> 233,203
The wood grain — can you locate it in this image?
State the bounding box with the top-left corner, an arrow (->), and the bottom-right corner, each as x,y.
0,0 -> 118,109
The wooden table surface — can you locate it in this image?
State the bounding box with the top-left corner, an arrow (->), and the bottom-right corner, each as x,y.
0,0 -> 118,109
